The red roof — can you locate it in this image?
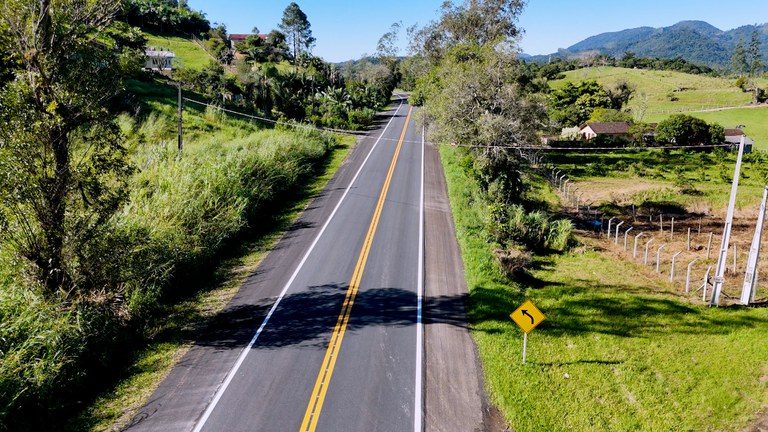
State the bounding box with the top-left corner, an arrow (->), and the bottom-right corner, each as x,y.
581,122 -> 630,135
724,128 -> 745,136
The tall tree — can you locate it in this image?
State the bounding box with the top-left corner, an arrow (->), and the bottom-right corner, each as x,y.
731,38 -> 748,76
748,30 -> 764,77
0,0 -> 134,296
279,2 -> 315,65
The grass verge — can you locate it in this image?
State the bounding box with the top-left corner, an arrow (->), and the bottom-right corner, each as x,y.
440,144 -> 768,432
66,135 -> 355,432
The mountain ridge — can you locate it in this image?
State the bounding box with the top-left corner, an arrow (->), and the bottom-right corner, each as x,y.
527,21 -> 768,67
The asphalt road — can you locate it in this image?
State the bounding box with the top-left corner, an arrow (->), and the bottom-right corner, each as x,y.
127,98 -> 427,432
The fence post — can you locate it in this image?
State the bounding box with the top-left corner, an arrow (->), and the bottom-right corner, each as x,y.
634,232 -> 645,258
703,266 -> 712,302
624,227 -> 634,251
615,221 -> 625,244
732,242 -> 737,273
659,214 -> 663,234
670,251 -> 683,282
644,238 -> 655,265
706,232 -> 713,259
670,217 -> 675,239
607,217 -> 616,240
686,259 -> 699,293
687,228 -> 691,251
656,244 -> 667,273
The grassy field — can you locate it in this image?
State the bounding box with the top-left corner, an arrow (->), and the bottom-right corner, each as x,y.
440,144 -> 768,432
145,33 -> 213,70
551,67 -> 767,116
548,149 -> 768,215
688,108 -> 768,152
550,66 -> 768,150
67,132 -> 355,432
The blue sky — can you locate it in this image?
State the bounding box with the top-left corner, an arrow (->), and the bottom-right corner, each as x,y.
188,0 -> 768,62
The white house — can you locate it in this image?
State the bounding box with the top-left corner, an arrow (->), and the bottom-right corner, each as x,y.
144,48 -> 175,71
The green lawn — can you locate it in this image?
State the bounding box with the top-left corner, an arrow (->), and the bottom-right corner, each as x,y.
145,33 -> 213,70
551,67 -> 767,117
548,149 -> 768,212
688,108 -> 768,152
440,144 -> 768,432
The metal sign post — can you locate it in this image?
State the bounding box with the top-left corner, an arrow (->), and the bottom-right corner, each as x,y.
711,136 -> 746,306
510,300 -> 546,365
741,186 -> 768,304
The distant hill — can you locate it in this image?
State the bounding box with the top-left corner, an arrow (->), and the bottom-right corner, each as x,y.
528,21 -> 768,67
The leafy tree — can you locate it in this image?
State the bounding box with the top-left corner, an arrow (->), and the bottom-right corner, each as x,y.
120,0 -> 210,35
588,108 -> 633,123
279,2 -> 315,65
732,38 -> 749,76
0,0 -> 134,296
656,114 -> 722,146
548,80 -> 612,127
748,30 -> 764,77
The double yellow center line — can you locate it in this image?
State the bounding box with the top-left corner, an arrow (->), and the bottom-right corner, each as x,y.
299,107 -> 413,432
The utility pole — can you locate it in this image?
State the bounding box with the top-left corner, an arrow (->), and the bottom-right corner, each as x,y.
741,186 -> 768,304
711,136 -> 746,306
177,82 -> 184,152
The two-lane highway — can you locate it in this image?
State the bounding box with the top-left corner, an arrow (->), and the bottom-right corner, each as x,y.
128,98 -> 425,432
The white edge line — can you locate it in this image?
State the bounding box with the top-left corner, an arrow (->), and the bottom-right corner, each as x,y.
191,96 -> 406,432
414,123 -> 425,432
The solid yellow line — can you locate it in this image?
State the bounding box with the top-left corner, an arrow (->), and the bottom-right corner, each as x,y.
299,107 -> 413,432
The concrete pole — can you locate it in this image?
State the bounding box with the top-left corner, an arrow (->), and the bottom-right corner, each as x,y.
634,232 -> 645,258
624,227 -> 634,251
711,136 -> 746,306
656,244 -> 667,273
670,251 -> 683,282
706,232 -> 714,260
563,179 -> 571,196
703,266 -> 713,302
686,259 -> 700,293
671,217 -> 675,239
741,186 -> 768,305
615,221 -> 625,244
644,238 -> 655,265
687,228 -> 691,251
607,217 -> 617,240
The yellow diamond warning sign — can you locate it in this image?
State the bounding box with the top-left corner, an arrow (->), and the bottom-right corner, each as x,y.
510,300 -> 546,334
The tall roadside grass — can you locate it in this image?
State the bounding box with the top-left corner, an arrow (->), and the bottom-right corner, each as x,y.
0,110 -> 335,429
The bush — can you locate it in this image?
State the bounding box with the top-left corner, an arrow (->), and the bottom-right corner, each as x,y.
489,203 -> 573,252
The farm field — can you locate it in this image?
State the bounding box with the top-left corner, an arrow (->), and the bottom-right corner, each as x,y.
440,144 -> 768,432
551,66 -> 768,116
686,107 -> 768,152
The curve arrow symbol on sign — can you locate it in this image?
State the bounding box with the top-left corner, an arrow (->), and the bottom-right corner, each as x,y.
522,310 -> 535,325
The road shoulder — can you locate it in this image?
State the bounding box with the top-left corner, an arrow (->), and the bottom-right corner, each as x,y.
423,142 -> 507,432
